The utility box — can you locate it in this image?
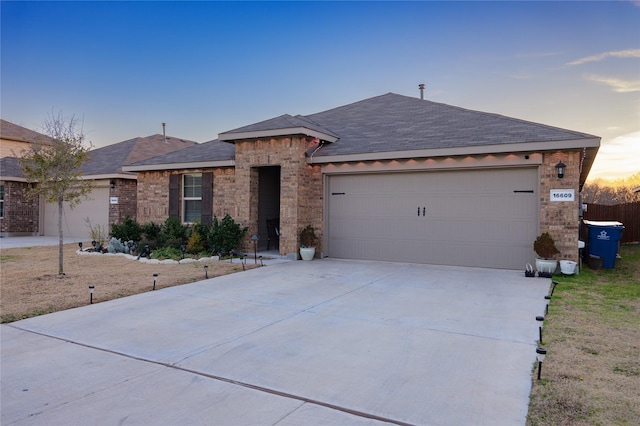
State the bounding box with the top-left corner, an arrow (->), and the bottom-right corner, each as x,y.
584,220 -> 625,269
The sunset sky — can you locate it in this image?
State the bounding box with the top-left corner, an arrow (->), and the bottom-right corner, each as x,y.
2,1 -> 638,181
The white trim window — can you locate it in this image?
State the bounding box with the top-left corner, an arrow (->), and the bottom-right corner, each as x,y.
183,174 -> 202,223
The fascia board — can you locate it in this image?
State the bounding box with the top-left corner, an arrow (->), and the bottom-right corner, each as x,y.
122,160 -> 235,172
311,138 -> 601,164
81,173 -> 136,180
219,127 -> 339,143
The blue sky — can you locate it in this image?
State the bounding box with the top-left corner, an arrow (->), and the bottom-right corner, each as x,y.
2,1 -> 639,181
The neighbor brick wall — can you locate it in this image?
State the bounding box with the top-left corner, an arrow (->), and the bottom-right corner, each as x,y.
234,136 -> 323,257
0,181 -> 39,235
109,178 -> 137,229
539,150 -> 581,262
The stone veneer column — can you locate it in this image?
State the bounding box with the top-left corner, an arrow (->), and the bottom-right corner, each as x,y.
539,150 -> 581,262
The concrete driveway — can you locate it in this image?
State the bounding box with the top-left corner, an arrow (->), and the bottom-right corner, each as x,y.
1,259 -> 551,425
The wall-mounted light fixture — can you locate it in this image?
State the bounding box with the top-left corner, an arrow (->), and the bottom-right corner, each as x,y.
110,180 -> 116,189
555,161 -> 566,179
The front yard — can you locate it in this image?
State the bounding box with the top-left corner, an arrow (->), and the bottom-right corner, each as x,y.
527,243 -> 640,425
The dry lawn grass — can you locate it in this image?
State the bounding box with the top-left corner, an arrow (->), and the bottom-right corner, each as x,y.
527,244 -> 640,425
1,243 -> 257,323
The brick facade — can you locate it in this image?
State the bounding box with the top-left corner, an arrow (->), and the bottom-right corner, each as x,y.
0,181 -> 39,235
108,178 -> 137,229
539,150 -> 581,262
234,136 -> 322,257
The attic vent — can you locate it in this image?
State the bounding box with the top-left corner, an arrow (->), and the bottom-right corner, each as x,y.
419,83 -> 425,100
162,122 -> 167,143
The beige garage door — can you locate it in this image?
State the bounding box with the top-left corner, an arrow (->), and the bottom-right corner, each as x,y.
327,168 -> 538,269
42,186 -> 109,240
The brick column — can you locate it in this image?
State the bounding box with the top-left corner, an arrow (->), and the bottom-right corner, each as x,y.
539,151 -> 581,261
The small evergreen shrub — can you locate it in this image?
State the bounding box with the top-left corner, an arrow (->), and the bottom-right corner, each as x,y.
110,216 -> 142,242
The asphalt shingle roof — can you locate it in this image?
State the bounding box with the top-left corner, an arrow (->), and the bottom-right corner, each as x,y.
83,134 -> 197,175
0,157 -> 23,178
0,119 -> 53,144
304,93 -> 597,156
128,139 -> 235,166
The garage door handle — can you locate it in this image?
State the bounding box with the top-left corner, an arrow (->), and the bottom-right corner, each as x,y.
513,190 -> 534,193
418,207 -> 420,216
418,206 -> 426,216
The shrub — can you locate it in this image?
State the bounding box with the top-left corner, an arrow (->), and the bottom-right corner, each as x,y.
162,216 -> 187,248
534,232 -> 559,259
110,216 -> 142,242
299,225 -> 317,248
150,246 -> 182,260
186,230 -> 205,254
208,214 -> 248,255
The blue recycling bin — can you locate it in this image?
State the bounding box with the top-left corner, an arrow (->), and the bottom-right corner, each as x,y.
584,220 -> 625,269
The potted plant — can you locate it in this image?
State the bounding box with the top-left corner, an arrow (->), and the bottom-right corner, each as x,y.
534,232 -> 559,277
299,225 -> 317,261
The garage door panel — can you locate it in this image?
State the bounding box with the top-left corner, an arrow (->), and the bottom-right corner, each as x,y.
328,168 -> 538,269
42,187 -> 109,239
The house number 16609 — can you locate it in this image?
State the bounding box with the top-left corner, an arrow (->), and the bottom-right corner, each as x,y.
550,189 -> 575,202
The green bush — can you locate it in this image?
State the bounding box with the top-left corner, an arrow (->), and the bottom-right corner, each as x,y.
208,214 -> 248,255
110,216 -> 142,242
186,230 -> 205,254
150,246 -> 182,260
162,217 -> 187,247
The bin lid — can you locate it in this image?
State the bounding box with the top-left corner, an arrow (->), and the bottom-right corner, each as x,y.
583,220 -> 623,227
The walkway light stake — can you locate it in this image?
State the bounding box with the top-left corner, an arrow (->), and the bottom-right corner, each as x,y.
204,265 -> 209,279
536,315 -> 545,343
180,245 -> 186,259
551,280 -> 558,296
78,242 -> 83,251
259,255 -> 264,267
89,285 -> 94,304
153,273 -> 158,290
536,347 -> 547,380
250,234 -> 259,264
544,295 -> 551,315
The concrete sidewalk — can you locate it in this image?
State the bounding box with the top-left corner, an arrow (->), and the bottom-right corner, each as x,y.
1,260 -> 551,425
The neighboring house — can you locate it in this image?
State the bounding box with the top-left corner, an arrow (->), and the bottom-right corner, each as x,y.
124,93 -> 600,269
1,118 -> 196,239
0,120 -> 54,236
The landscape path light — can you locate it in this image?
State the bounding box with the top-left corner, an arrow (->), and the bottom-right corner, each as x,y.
89,285 -> 94,304
536,315 -> 545,344
551,280 -> 558,296
153,273 -> 158,291
78,242 -> 83,251
545,295 -> 551,315
536,347 -> 547,380
204,265 -> 209,279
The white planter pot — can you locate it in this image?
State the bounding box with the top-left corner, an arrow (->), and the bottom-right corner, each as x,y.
535,258 -> 558,274
560,260 -> 577,275
299,247 -> 315,261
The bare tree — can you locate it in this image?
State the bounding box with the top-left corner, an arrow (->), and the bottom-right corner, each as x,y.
582,172 -> 640,205
19,112 -> 94,276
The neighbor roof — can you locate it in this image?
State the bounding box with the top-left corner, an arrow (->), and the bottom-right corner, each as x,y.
0,119 -> 54,144
0,157 -> 24,179
84,134 -> 197,176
